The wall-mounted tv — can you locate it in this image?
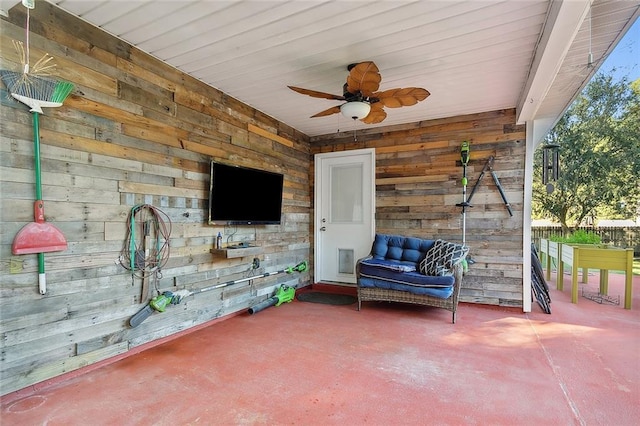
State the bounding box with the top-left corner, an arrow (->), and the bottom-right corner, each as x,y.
208,161 -> 284,225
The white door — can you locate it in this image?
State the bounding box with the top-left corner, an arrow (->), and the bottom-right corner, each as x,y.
315,148 -> 375,284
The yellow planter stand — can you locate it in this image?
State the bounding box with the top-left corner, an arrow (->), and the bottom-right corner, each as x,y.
539,239 -> 633,310
539,239 -> 584,285
562,244 -> 633,309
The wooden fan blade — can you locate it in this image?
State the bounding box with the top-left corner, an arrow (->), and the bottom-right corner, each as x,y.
288,86 -> 345,100
346,61 -> 381,97
311,105 -> 341,118
361,102 -> 386,124
374,87 -> 430,108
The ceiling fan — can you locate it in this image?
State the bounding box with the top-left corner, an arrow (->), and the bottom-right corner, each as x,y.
288,61 -> 430,124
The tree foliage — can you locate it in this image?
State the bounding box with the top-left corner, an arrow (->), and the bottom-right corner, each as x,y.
532,72 -> 640,230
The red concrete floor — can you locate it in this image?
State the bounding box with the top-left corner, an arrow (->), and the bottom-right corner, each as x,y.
1,272 -> 638,425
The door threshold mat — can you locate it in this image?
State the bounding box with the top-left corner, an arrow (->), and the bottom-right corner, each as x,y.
297,292 -> 357,305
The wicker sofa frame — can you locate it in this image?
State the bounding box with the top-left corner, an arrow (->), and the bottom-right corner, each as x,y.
356,254 -> 464,324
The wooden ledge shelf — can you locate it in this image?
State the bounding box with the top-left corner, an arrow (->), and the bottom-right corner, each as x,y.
211,246 -> 263,259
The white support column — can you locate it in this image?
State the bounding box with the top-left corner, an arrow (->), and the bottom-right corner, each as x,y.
522,120 -> 542,312
524,118 -> 557,312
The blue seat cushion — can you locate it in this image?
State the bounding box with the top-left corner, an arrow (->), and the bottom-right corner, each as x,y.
358,274 -> 454,299
359,259 -> 455,299
371,234 -> 435,264
360,258 -> 416,272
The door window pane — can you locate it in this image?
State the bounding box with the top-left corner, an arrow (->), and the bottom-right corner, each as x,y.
331,164 -> 363,223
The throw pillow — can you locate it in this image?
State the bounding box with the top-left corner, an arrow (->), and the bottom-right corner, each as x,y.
419,239 -> 469,276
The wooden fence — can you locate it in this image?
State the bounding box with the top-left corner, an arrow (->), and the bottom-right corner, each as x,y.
531,226 -> 640,256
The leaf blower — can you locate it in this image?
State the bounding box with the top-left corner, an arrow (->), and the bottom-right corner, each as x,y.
247,284 -> 296,315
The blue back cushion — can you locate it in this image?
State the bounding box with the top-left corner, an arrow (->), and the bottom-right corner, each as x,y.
371,234 -> 435,263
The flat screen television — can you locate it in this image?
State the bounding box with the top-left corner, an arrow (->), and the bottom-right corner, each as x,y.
208,161 -> 284,225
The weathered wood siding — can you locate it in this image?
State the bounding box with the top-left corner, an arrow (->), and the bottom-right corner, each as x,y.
0,3 -> 311,395
311,110 -> 526,307
0,1 -> 527,397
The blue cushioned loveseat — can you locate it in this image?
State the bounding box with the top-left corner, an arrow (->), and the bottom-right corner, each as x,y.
356,234 -> 467,323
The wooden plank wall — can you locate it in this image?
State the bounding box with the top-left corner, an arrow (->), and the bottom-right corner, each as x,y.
0,3 -> 311,395
310,109 -> 527,307
0,1 -> 527,397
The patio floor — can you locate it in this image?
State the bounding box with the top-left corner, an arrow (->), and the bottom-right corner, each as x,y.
1,271 -> 638,425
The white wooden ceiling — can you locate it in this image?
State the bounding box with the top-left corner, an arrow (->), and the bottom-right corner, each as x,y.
3,0 -> 639,138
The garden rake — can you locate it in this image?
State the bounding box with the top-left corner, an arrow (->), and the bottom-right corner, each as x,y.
1,0 -> 75,294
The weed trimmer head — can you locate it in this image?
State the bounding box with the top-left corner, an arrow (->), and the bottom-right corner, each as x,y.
286,260 -> 308,274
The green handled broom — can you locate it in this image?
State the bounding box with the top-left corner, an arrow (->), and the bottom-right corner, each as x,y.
1,0 -> 75,295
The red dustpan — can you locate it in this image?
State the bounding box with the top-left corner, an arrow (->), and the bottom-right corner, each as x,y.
12,200 -> 67,255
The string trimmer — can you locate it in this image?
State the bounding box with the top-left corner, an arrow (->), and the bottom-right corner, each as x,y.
454,141 -> 474,271
129,260 -> 308,327
455,141 -> 471,246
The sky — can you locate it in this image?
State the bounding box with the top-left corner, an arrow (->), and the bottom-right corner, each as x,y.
598,16 -> 639,82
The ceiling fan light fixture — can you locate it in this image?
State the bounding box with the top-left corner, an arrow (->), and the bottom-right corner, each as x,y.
289,61 -> 428,125
340,101 -> 370,120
